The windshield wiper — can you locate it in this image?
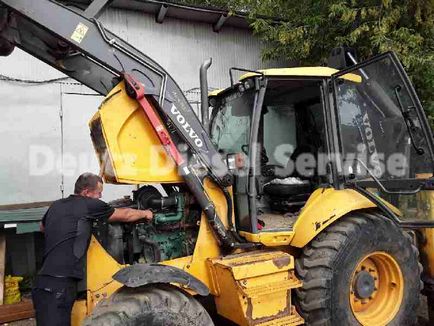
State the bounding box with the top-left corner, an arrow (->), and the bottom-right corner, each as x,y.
394,85 -> 425,155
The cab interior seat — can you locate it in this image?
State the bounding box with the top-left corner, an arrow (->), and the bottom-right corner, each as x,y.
262,97 -> 324,214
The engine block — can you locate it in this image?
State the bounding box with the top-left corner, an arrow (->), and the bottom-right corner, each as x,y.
94,186 -> 201,265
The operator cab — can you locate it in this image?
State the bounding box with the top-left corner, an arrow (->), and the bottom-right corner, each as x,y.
210,69 -> 332,232
209,54 -> 434,235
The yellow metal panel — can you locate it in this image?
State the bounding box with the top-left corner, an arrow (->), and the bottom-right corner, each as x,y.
417,189 -> 434,277
422,228 -> 434,277
256,314 -> 304,326
71,300 -> 87,326
239,231 -> 294,247
85,237 -> 124,317
241,188 -> 398,249
208,89 -> 223,97
90,82 -> 182,184
290,188 -> 377,248
71,237 -> 124,325
209,250 -> 303,326
413,174 -> 434,280
239,67 -> 362,82
212,250 -> 294,280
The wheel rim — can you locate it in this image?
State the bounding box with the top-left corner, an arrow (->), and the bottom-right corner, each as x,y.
350,251 -> 404,326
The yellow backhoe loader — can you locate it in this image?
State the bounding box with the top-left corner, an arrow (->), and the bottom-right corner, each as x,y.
0,1 -> 433,325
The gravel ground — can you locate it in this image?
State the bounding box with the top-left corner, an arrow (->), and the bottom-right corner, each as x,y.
2,319 -> 35,326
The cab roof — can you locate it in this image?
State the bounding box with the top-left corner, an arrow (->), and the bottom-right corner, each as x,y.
240,66 -> 344,80
209,66 -> 361,97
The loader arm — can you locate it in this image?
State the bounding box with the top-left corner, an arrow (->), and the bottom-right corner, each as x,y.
0,0 -> 239,248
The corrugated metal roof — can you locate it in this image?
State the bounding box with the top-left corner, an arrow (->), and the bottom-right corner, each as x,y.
163,0 -> 228,10
63,0 -> 258,29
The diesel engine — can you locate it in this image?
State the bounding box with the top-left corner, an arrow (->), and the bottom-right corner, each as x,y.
93,185 -> 201,265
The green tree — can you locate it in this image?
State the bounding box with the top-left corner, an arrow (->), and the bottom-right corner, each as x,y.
180,0 -> 434,126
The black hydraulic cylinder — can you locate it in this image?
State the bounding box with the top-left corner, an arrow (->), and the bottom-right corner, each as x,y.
181,164 -> 236,249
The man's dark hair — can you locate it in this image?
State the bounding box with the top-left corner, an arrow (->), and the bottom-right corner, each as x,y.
74,173 -> 103,194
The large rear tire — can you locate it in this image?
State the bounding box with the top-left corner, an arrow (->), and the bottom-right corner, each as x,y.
295,212 -> 421,326
83,284 -> 214,326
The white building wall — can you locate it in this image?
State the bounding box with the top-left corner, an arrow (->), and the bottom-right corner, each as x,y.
0,8 -> 276,205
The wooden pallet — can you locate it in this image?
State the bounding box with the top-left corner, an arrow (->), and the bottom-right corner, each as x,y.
0,298 -> 35,323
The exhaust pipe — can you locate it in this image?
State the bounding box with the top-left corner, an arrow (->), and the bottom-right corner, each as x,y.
200,58 -> 212,134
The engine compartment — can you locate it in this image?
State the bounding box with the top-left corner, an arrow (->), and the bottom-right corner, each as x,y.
93,185 -> 201,265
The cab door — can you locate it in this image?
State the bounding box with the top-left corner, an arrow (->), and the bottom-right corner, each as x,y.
330,52 -> 434,225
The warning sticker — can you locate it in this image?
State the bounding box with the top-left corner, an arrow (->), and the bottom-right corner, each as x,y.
71,23 -> 89,43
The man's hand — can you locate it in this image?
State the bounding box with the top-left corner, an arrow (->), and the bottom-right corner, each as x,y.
109,208 -> 153,223
141,209 -> 153,221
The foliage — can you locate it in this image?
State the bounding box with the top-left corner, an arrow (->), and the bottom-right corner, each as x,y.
179,0 -> 434,127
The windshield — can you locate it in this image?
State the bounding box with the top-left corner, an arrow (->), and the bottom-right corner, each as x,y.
210,88 -> 255,154
335,55 -> 433,181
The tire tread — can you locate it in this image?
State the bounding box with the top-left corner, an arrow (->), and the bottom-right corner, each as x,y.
83,284 -> 213,326
295,212 -> 421,326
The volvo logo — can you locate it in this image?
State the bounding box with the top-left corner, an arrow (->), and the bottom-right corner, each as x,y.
362,112 -> 382,177
170,105 -> 203,148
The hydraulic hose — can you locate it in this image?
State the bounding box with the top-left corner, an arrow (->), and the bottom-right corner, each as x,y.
181,163 -> 237,249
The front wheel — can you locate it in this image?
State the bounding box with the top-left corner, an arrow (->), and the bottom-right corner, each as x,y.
295,212 -> 421,326
83,284 -> 214,326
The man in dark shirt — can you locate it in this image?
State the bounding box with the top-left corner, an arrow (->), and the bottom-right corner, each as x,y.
32,172 -> 153,326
